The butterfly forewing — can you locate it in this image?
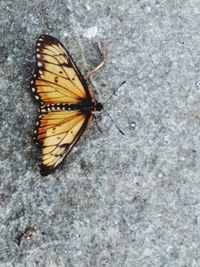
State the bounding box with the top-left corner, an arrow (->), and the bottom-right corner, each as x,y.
32,35 -> 92,104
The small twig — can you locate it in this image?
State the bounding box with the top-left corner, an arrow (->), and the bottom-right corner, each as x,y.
87,43 -> 106,80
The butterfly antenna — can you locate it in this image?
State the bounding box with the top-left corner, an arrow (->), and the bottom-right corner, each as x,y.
102,107 -> 125,135
103,80 -> 126,105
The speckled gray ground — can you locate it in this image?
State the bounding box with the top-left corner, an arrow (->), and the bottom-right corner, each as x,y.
0,0 -> 200,266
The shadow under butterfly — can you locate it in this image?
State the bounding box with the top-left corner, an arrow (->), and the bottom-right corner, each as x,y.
31,35 -> 125,176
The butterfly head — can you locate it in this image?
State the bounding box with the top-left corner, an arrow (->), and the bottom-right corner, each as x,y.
96,102 -> 103,111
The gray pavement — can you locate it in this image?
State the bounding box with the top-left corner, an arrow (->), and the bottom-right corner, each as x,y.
0,0 -> 200,266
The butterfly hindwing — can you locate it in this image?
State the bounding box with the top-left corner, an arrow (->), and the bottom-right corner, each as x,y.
34,110 -> 91,176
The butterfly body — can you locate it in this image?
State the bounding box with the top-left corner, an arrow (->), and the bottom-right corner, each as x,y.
31,35 -> 103,176
38,101 -> 102,114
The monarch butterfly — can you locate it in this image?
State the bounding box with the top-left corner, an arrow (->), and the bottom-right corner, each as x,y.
31,35 -> 104,176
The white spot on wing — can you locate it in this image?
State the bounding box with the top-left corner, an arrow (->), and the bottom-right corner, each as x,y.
38,62 -> 42,67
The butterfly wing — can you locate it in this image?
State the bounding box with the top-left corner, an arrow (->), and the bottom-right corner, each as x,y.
31,35 -> 92,104
35,110 -> 92,176
31,35 -> 94,176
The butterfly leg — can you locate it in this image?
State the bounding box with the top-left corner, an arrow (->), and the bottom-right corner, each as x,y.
87,43 -> 106,80
92,114 -> 103,133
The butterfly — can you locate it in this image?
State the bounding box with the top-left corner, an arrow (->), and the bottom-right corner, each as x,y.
31,35 -> 103,176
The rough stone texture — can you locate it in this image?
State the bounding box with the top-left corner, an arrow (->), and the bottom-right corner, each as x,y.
0,0 -> 200,266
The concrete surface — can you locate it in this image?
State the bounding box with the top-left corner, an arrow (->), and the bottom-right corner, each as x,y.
0,0 -> 200,266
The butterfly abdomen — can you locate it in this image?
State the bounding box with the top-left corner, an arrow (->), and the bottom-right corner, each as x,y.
39,103 -> 82,113
39,101 -> 102,114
